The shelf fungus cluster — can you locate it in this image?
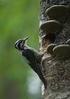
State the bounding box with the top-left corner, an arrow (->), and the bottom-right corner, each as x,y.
40,4 -> 70,60
39,4 -> 70,95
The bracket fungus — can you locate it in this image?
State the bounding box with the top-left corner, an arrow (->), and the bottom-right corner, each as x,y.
47,43 -> 56,54
53,44 -> 70,59
45,5 -> 69,22
40,20 -> 63,35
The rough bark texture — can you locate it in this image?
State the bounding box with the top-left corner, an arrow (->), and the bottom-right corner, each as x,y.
39,0 -> 70,99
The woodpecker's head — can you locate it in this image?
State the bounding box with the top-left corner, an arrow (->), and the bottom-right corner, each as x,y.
15,37 -> 29,51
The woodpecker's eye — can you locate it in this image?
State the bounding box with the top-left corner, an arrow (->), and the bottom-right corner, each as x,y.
20,41 -> 24,49
15,40 -> 24,50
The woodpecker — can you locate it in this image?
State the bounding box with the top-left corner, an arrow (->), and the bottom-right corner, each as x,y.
15,37 -> 47,88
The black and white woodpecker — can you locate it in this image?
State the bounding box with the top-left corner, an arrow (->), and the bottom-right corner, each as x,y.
15,37 -> 47,89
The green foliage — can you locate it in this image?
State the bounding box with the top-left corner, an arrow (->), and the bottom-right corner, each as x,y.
0,0 -> 41,99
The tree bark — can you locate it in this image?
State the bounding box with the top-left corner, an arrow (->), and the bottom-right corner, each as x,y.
39,0 -> 70,99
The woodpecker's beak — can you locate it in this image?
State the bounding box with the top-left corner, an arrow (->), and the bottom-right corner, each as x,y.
15,37 -> 29,50
24,36 -> 29,41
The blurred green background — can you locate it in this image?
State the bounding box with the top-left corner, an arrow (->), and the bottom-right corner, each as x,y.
0,0 -> 42,99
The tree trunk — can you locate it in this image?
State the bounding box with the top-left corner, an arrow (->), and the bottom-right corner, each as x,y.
39,0 -> 70,99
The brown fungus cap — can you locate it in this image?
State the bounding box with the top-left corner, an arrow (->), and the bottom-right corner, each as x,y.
45,5 -> 69,22
47,43 -> 56,54
53,44 -> 70,59
40,20 -> 63,34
